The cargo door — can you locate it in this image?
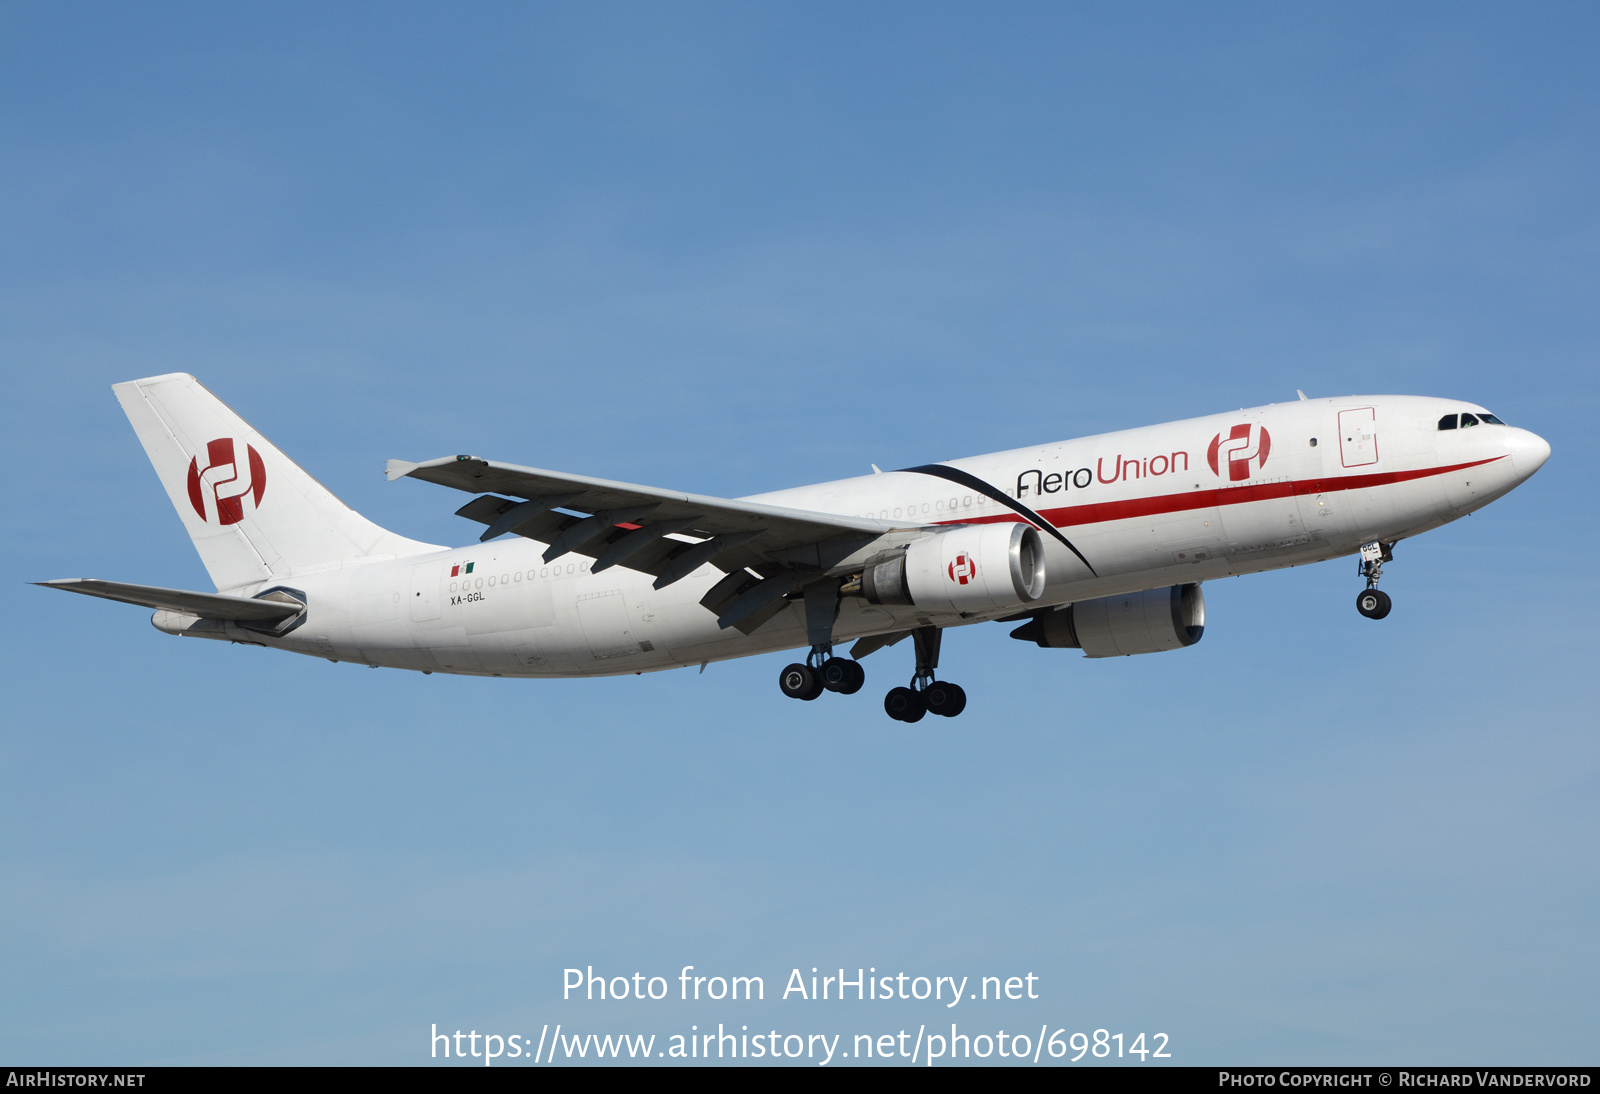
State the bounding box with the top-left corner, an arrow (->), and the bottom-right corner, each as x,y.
1338,407 -> 1379,468
577,589 -> 636,660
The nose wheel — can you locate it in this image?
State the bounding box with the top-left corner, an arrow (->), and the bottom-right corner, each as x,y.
1356,588 -> 1392,619
1356,541 -> 1395,620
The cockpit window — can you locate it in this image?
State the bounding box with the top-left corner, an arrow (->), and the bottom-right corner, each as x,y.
1479,413 -> 1506,425
1437,414 -> 1458,430
1460,412 -> 1480,427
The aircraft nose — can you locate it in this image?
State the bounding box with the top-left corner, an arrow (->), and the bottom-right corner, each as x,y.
1506,427 -> 1551,478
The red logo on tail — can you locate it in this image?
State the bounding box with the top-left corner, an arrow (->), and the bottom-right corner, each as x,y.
1206,424 -> 1271,481
186,438 -> 266,525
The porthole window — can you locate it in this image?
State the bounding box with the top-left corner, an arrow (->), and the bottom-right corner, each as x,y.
922,503 -> 930,514
1309,438 -> 1318,447
528,570 -> 536,580
893,508 -> 902,518
514,572 -> 522,582
950,497 -> 958,509
475,578 -> 483,588
540,567 -> 548,578
964,495 -> 973,506
935,499 -> 944,511
488,576 -> 496,586
501,574 -> 509,583
567,563 -> 575,574
449,581 -> 457,592
580,562 -> 588,572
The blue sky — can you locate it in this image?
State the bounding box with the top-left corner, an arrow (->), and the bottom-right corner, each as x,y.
2,2 -> 1596,1065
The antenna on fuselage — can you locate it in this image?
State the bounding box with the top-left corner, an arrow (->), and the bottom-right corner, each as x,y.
1297,389 -> 1309,401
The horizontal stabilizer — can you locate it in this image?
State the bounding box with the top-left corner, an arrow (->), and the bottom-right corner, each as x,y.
34,579 -> 302,622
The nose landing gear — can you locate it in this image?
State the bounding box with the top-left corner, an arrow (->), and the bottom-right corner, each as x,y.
885,626 -> 967,722
1356,541 -> 1395,620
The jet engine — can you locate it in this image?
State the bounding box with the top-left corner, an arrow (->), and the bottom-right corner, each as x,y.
859,522 -> 1046,614
1011,583 -> 1205,657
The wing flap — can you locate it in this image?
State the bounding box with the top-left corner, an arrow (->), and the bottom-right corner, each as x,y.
393,454 -> 921,634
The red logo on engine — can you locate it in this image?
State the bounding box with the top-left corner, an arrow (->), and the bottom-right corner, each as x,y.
948,553 -> 976,585
186,438 -> 266,525
1207,424 -> 1271,482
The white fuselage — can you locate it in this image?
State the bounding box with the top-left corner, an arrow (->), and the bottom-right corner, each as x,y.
181,396 -> 1547,676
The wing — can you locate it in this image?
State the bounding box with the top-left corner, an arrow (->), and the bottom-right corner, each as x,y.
387,455 -> 911,634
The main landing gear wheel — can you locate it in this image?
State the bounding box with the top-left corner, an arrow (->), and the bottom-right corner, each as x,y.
820,657 -> 865,694
924,681 -> 967,718
1356,589 -> 1392,620
884,686 -> 927,723
883,625 -> 968,722
779,662 -> 825,701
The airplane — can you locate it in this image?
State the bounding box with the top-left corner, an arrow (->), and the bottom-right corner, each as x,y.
38,374 -> 1549,722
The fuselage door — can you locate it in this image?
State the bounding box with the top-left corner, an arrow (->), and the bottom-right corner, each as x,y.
1338,407 -> 1379,468
577,589 -> 636,659
410,562 -> 443,622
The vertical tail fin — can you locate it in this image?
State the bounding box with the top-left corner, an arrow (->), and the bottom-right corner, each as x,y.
115,373 -> 440,591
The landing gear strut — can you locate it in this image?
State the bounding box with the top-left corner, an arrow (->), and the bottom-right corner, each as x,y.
1356,541 -> 1394,620
885,626 -> 967,722
779,579 -> 865,701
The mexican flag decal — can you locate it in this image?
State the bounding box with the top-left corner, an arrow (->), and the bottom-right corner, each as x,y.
450,562 -> 474,577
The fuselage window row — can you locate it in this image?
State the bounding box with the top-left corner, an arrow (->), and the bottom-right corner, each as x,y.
448,560 -> 588,593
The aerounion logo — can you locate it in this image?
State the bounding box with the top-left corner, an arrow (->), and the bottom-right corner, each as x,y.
948,552 -> 977,585
186,438 -> 266,525
1207,424 -> 1271,482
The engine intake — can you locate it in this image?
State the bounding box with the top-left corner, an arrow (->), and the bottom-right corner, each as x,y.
1011,583 -> 1204,657
860,522 -> 1045,614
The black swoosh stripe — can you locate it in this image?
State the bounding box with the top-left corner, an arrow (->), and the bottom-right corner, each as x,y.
897,463 -> 1098,577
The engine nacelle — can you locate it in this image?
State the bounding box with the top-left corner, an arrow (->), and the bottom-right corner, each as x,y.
860,522 -> 1045,614
1011,583 -> 1205,657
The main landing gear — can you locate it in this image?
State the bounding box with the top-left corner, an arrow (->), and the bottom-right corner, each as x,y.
778,648 -> 865,702
884,626 -> 966,723
776,582 -> 965,721
1356,541 -> 1395,620
778,578 -> 867,701
777,625 -> 966,722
